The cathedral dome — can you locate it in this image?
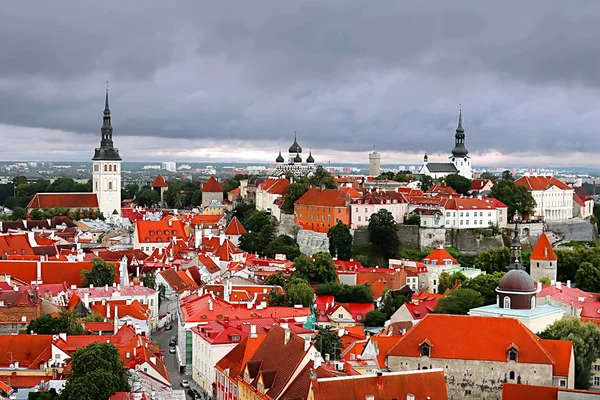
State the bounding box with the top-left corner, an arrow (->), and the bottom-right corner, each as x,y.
294,152 -> 302,163
276,151 -> 284,163
306,151 -> 314,163
289,134 -> 302,154
498,269 -> 535,293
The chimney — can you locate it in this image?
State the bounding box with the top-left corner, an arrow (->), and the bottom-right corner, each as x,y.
83,292 -> 90,309
36,261 -> 42,282
537,281 -> 542,293
377,371 -> 383,388
567,280 -> 571,288
105,284 -> 109,292
113,306 -> 118,334
195,229 -> 203,249
250,324 -> 257,338
219,231 -> 225,246
556,281 -> 562,290
284,326 -> 291,345
304,336 -> 311,351
544,247 -> 548,257
208,299 -> 213,311
107,303 -> 111,318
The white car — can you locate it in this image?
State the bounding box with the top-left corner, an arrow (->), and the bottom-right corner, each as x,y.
169,346 -> 176,354
180,380 -> 190,388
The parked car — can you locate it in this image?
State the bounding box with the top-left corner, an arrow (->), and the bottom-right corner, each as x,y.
180,380 -> 190,388
169,346 -> 176,354
165,324 -> 173,331
187,389 -> 201,399
169,335 -> 177,346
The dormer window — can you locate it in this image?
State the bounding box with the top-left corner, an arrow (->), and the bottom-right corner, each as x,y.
420,342 -> 431,357
507,345 -> 519,362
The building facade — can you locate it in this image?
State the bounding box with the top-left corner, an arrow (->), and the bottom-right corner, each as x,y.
274,134 -> 315,176
514,176 -> 574,221
368,151 -> 381,177
92,87 -> 122,218
294,188 -> 350,233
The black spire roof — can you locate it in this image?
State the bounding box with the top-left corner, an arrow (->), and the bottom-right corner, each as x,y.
288,132 -> 302,154
293,151 -> 302,163
451,107 -> 469,158
276,149 -> 284,163
93,85 -> 122,161
508,222 -> 524,271
306,149 -> 314,163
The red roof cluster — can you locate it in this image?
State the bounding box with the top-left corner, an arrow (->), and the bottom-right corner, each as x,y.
515,175 -> 572,191
421,247 -> 459,266
224,217 -> 246,236
258,178 -> 290,195
26,193 -> 99,209
135,218 -> 188,244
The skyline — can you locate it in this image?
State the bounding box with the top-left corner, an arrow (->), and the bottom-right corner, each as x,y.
2,2 -> 600,166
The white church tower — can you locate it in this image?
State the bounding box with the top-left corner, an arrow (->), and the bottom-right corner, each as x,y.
92,86 -> 122,218
449,108 -> 472,179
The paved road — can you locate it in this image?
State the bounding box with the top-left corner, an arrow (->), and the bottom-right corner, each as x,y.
153,320 -> 205,398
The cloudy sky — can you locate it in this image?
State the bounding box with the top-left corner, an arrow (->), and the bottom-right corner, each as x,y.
1,1 -> 600,167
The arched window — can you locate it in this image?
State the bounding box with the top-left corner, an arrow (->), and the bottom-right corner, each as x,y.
509,371 -> 515,380
108,165 -> 112,172
114,164 -> 118,172
531,296 -> 536,309
104,164 -> 107,172
508,347 -> 518,362
503,296 -> 511,309
420,343 -> 430,357
108,181 -> 113,190
496,295 -> 500,307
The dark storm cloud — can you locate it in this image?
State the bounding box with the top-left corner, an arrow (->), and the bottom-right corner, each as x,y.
1,0 -> 600,161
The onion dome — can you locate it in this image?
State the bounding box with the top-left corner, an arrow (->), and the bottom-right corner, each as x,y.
424,153 -> 428,163
289,132 -> 302,154
294,151 -> 302,163
498,269 -> 535,293
306,150 -> 314,163
276,150 -> 284,163
451,108 -> 469,158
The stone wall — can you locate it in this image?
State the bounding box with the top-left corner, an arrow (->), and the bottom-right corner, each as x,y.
547,219 -> 597,242
352,227 -> 370,245
420,228 -> 446,249
277,214 -> 301,238
397,225 -> 419,249
387,355 -> 553,400
446,229 -> 504,255
297,229 -> 329,256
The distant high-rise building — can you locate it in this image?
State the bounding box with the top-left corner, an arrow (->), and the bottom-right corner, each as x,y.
92,86 -> 122,217
161,161 -> 176,172
369,151 -> 381,176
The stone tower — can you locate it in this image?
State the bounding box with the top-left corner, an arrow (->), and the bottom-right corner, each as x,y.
449,107 -> 472,179
369,151 -> 381,177
92,86 -> 122,218
529,233 -> 558,283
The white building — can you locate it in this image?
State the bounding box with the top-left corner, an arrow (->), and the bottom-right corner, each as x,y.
368,151 -> 381,177
92,88 -> 122,217
407,196 -> 500,229
418,109 -> 473,180
161,161 -> 176,172
255,177 -> 290,221
515,176 -> 574,221
274,134 -> 315,176
350,190 -> 408,229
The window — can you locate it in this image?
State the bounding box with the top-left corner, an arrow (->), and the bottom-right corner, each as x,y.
104,164 -> 107,171
338,313 -> 344,319
465,390 -> 471,395
460,212 -> 463,216
466,212 -> 469,217
594,364 -> 600,372
503,296 -> 511,309
509,371 -> 515,380
508,348 -> 518,362
594,376 -> 600,387
94,164 -> 99,171
460,220 -> 463,225
358,216 -> 361,222
420,343 -> 430,357
480,220 -> 483,225
108,181 -> 113,190
559,379 -> 567,388
531,296 -> 536,309
474,220 -> 477,225
364,208 -> 367,213
480,211 -> 483,216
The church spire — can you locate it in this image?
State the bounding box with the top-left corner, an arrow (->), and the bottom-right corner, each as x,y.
508,222 -> 524,270
93,83 -> 121,161
451,105 -> 468,158
457,105 -> 464,133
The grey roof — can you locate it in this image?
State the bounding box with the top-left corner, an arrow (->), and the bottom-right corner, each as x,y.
425,163 -> 458,173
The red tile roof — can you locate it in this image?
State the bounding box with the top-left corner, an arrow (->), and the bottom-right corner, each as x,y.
310,369 -> 448,400
224,217 -> 246,236
91,299 -> 151,321
191,213 -> 225,227
85,321 -> 115,332
202,176 -> 224,192
429,183 -> 459,196
259,178 -> 290,195
0,260 -> 106,286
515,175 -> 572,191
215,334 -> 266,381
421,247 -> 459,266
341,187 -> 364,201
574,186 -> 593,201
471,179 -> 493,191
531,233 -> 558,261
151,175 -> 168,188
159,268 -> 194,293
387,314 -> 570,373
26,193 -> 99,209
368,335 -> 403,368
485,197 -> 508,209
296,188 -> 349,207
403,293 -> 442,320
198,254 -> 220,274
540,339 -> 572,377
0,233 -> 35,256
136,218 -> 188,244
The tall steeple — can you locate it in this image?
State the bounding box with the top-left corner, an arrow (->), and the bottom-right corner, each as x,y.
451,105 -> 469,158
93,83 -> 121,161
508,222 -> 524,270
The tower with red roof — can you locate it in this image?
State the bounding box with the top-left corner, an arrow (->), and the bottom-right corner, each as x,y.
201,176 -> 224,207
530,233 -> 558,283
151,175 -> 168,207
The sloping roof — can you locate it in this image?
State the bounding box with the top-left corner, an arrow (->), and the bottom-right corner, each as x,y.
198,254 -> 220,274
0,260 -> 101,286
403,294 -> 441,320
471,179 -> 492,191
0,335 -> 53,367
515,176 -> 571,191
203,176 -> 224,192
388,314 -> 560,367
574,185 -> 593,201
310,369 -> 448,400
224,217 -> 246,236
429,183 -> 459,196
151,175 -> 168,188
215,335 -> 266,380
368,336 -> 403,368
0,233 -> 35,256
421,247 -> 459,266
295,188 -> 348,207
26,193 -> 99,209
259,178 -> 290,195
135,218 -> 188,244
531,234 -> 557,261
424,163 -> 458,173
502,383 -> 558,400
540,339 -> 572,377
159,268 -> 193,293
341,187 -> 363,201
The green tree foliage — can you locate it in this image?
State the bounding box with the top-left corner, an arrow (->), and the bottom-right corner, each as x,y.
257,223 -> 276,253
375,172 -> 395,180
308,166 -> 337,189
368,209 -> 399,259
420,175 -> 434,192
264,235 -> 301,261
394,171 -> 413,182
29,389 -> 58,399
292,254 -> 337,284
239,232 -> 260,254
437,271 -> 467,294
1,178 -> 96,211
502,170 -> 514,181
463,272 -> 506,305
488,178 -> 536,220
264,271 -> 287,287
281,182 -> 309,214
139,272 -> 156,290
434,288 -> 484,315
327,221 -> 353,260
60,342 -> 130,400
315,282 -> 374,303
479,172 -> 498,182
134,187 -> 160,207
121,183 -> 139,200
379,289 -> 396,318
242,210 -> 272,233
11,206 -> 27,220
575,261 -> 600,292
266,287 -> 287,306
474,247 -> 512,274
232,198 -> 255,221
314,326 -> 344,360
404,214 -> 421,226
163,180 -> 202,208
27,310 -> 84,335
286,281 -> 315,307
556,248 -> 599,282
363,309 -> 387,327
82,257 -> 116,287
445,246 -> 476,268
83,313 -> 105,322
539,318 -> 600,389
444,174 -> 472,196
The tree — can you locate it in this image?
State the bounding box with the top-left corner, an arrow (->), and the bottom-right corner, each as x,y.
27,309 -> 84,335
314,326 -> 344,360
327,221 -> 353,260
488,179 -> 536,220
405,214 -> 421,226
437,271 -> 467,294
292,255 -> 315,282
394,171 -> 412,183
575,260 -> 600,292
264,271 -> 287,287
539,318 -> 600,389
233,198 -> 256,221
463,272 -> 506,305
281,182 -> 309,214
420,175 -> 434,192
286,281 -> 314,307
122,184 -> 139,200
315,283 -> 374,303
363,309 -> 387,327
444,174 -> 472,196
82,258 -> 116,287
502,170 -> 514,181
11,206 -> 27,220
375,172 -> 395,180
139,272 -> 156,290
242,210 -> 272,233
134,187 -> 159,207
308,166 -> 337,189
312,252 -> 338,284
267,287 -> 287,306
368,209 -> 399,259
434,288 -> 484,315
379,289 -> 396,319
239,232 -> 260,254
474,247 -> 511,274
479,172 -> 498,182
264,235 -> 301,261
27,314 -> 60,334
60,342 -> 130,400
539,277 -> 551,286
